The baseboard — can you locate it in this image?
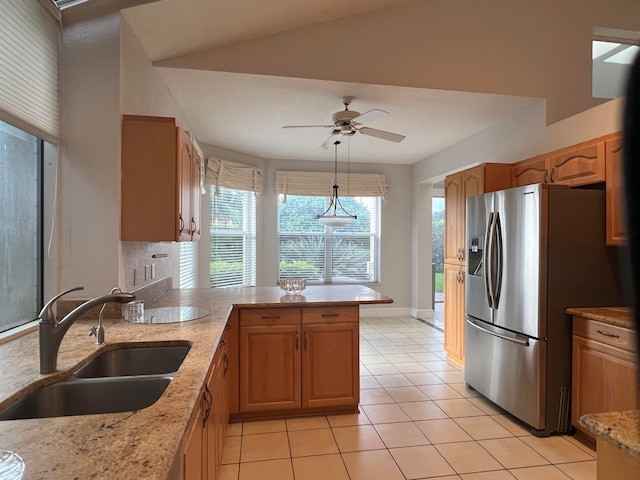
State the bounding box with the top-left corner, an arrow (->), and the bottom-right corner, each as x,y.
413,308 -> 434,319
358,306 -> 412,317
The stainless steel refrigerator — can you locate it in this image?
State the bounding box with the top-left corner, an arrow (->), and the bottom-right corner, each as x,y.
464,183 -> 623,436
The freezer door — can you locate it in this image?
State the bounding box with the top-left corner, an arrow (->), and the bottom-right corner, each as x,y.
464,317 -> 545,430
492,184 -> 543,338
465,192 -> 493,324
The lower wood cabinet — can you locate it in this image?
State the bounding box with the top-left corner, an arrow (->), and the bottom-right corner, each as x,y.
182,327 -> 230,480
443,263 -> 465,365
238,306 -> 359,416
571,315 -> 638,443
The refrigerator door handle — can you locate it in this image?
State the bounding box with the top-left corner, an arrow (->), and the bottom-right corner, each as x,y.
466,318 -> 530,346
493,211 -> 503,308
484,212 -> 495,308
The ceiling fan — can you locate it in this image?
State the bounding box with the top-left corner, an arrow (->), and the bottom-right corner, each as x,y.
282,96 -> 406,149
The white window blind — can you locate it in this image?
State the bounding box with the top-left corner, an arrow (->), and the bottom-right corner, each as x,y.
210,186 -> 257,288
206,157 -> 263,194
0,0 -> 59,143
179,242 -> 197,288
276,171 -> 388,203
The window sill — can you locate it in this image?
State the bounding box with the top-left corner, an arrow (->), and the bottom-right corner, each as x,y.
0,321 -> 38,346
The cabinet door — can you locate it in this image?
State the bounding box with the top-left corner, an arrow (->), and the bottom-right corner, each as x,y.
205,345 -> 226,480
239,324 -> 301,411
443,263 -> 464,365
191,147 -> 203,241
549,141 -> 605,186
444,173 -> 463,264
182,393 -> 204,480
571,335 -> 638,440
302,322 -> 359,408
462,165 -> 484,200
121,115 -> 180,241
605,136 -> 626,246
178,129 -> 193,242
511,156 -> 549,187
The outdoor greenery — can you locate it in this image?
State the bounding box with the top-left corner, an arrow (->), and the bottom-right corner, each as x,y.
432,207 -> 444,274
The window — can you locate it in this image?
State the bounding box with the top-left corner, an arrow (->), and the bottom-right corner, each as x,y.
0,120 -> 43,333
210,186 -> 256,287
278,195 -> 381,284
179,242 -> 197,288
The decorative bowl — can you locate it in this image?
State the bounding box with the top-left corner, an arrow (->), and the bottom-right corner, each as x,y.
280,277 -> 306,295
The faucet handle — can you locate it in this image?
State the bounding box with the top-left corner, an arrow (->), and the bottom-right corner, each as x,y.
39,286 -> 84,325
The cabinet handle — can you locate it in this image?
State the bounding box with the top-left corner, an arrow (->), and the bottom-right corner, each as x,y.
544,170 -> 548,183
596,329 -> 620,339
202,385 -> 212,425
179,215 -> 185,234
191,217 -> 197,233
550,168 -> 555,183
295,331 -> 299,350
261,315 -> 281,320
304,331 -> 308,349
223,353 -> 229,376
321,313 -> 340,318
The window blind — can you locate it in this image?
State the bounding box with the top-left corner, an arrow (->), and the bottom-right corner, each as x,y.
206,157 -> 263,194
0,0 -> 59,143
275,171 -> 388,203
210,186 -> 257,288
179,241 -> 197,288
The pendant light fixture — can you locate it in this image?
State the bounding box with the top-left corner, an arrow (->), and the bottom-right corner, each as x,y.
317,140 -> 357,227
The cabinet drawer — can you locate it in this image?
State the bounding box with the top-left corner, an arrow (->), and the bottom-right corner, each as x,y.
240,308 -> 300,326
573,316 -> 637,353
302,306 -> 359,324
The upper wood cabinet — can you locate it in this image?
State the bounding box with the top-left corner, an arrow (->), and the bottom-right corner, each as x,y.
605,134 -> 626,246
512,139 -> 606,188
121,115 -> 202,242
444,164 -> 511,265
511,155 -> 549,186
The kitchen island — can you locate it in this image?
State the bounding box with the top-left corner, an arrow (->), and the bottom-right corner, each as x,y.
0,285 -> 391,480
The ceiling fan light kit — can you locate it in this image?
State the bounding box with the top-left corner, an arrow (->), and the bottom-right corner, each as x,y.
282,96 -> 406,149
317,140 -> 357,227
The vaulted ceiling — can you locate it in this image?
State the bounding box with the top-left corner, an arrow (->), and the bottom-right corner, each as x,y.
115,0 -> 639,164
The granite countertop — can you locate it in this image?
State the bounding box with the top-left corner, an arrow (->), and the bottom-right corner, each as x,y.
0,285 -> 391,480
580,410 -> 640,460
566,306 -> 635,329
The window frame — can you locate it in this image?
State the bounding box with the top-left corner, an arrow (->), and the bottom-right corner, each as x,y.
277,194 -> 381,285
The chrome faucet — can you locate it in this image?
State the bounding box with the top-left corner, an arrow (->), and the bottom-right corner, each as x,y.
38,286 -> 136,373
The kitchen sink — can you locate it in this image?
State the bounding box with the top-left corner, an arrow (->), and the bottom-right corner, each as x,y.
73,343 -> 191,378
0,376 -> 172,420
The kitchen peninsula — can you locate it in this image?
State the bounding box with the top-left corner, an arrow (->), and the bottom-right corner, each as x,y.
0,285 -> 391,479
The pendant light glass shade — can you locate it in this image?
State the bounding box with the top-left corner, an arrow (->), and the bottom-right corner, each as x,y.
317,141 -> 357,226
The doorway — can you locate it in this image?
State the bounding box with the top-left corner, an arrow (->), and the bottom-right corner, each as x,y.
432,195 -> 444,330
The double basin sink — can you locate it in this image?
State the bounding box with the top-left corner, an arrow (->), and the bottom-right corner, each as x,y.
0,343 -> 191,421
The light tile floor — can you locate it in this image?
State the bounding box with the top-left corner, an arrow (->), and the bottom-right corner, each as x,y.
219,316 -> 596,480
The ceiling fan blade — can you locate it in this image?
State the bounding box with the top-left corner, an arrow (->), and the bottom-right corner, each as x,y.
351,108 -> 388,125
358,127 -> 406,143
318,132 -> 339,150
282,125 -> 334,129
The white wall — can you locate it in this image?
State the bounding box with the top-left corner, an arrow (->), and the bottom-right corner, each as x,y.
57,13 -> 122,299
